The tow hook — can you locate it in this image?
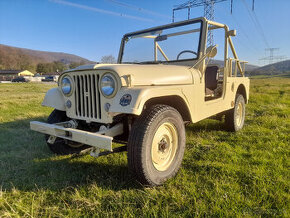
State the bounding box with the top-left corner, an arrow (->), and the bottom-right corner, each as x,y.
63,120 -> 78,129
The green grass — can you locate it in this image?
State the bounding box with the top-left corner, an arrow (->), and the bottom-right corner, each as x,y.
0,78 -> 289,217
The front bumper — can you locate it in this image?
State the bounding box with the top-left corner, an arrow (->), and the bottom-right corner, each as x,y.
30,121 -> 123,151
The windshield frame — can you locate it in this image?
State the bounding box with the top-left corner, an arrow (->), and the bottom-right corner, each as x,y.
118,18 -> 204,64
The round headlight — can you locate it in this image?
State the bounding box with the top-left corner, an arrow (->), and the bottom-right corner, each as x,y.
61,77 -> 72,95
100,74 -> 116,97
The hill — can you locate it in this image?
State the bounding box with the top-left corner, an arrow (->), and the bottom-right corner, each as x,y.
0,44 -> 94,72
211,59 -> 258,72
249,59 -> 290,75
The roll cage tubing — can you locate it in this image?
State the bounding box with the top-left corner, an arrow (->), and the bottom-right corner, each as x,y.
117,18 -> 246,77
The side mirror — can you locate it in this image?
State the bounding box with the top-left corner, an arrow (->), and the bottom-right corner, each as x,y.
227,29 -> 237,37
206,45 -> 217,58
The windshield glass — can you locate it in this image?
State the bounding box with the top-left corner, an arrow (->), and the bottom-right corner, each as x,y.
120,20 -> 202,64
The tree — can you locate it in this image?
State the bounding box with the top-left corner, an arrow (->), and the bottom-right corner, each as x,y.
101,55 -> 116,64
36,62 -> 68,74
36,63 -> 52,74
36,63 -> 46,74
53,61 -> 67,73
69,61 -> 86,69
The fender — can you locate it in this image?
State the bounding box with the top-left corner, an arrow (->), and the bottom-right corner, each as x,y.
42,88 -> 65,111
109,86 -> 192,116
227,77 -> 250,103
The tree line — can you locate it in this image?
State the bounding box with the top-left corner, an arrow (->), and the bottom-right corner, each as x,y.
35,61 -> 86,74
0,50 -> 117,74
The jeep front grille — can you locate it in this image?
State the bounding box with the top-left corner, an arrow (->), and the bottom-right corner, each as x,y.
73,73 -> 101,119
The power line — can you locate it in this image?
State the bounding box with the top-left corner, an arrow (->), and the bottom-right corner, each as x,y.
241,0 -> 269,48
230,14 -> 260,53
240,0 -> 287,65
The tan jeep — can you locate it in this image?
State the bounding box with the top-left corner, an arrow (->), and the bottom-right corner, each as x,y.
30,17 -> 249,186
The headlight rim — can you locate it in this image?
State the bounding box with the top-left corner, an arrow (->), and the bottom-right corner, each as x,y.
99,73 -> 118,98
61,75 -> 74,96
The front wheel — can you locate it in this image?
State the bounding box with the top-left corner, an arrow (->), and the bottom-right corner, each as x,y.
127,105 -> 186,186
45,109 -> 90,155
225,94 -> 246,132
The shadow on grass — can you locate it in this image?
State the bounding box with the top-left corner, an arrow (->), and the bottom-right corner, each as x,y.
0,117 -> 139,192
0,117 -> 226,192
186,118 -> 226,132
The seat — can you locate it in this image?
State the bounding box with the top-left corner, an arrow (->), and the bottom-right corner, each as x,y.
205,66 -> 218,97
205,87 -> 214,96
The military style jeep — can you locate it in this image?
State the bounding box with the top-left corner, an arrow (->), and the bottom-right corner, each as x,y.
30,17 -> 249,186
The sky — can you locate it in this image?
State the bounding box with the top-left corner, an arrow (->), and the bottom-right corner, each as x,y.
0,0 -> 289,66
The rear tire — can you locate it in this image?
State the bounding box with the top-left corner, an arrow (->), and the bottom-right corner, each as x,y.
127,105 -> 186,186
45,109 -> 90,155
225,94 -> 246,132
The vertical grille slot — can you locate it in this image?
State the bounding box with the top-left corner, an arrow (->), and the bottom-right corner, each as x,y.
76,76 -> 80,116
90,74 -> 95,118
80,75 -> 84,116
73,72 -> 101,120
97,74 -> 101,119
84,75 -> 88,117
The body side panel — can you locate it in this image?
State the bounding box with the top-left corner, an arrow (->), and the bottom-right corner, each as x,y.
190,77 -> 250,122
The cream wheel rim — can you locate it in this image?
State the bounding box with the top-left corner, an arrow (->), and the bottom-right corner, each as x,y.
151,122 -> 178,171
236,102 -> 243,126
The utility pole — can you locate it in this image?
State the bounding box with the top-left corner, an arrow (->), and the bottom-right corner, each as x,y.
172,0 -> 227,46
265,48 -> 279,64
259,48 -> 286,65
172,0 -> 255,46
204,0 -> 215,46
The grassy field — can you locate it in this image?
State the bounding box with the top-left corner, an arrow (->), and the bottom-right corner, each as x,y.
0,76 -> 289,217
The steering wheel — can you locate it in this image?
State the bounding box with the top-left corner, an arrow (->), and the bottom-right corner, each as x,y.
176,50 -> 198,60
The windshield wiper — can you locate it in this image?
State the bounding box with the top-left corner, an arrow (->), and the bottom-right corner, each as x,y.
138,61 -> 163,64
121,61 -> 164,64
121,61 -> 141,64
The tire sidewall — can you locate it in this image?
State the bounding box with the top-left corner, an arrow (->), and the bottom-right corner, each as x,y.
233,95 -> 245,131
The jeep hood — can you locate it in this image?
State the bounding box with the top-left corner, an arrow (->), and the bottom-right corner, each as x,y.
70,64 -> 194,86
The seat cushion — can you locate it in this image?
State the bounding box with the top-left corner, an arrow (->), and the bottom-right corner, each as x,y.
205,88 -> 214,97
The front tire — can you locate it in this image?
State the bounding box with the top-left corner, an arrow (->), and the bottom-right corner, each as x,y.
45,109 -> 90,155
225,94 -> 246,132
127,105 -> 186,186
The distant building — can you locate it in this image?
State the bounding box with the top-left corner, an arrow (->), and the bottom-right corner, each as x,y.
0,70 -> 34,81
0,70 -> 34,76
